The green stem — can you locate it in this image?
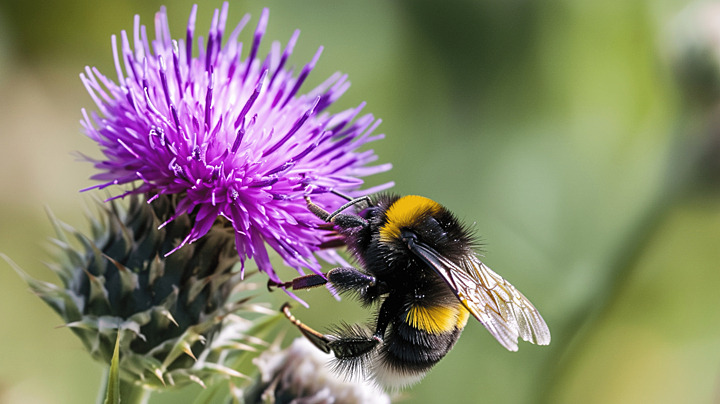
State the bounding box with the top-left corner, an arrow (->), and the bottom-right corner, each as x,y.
119,379 -> 151,404
96,368 -> 151,404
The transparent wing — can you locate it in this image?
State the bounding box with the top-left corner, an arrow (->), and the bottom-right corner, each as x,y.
407,239 -> 550,351
454,257 -> 550,351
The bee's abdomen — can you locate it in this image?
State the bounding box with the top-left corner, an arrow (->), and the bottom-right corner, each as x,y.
387,323 -> 459,365
374,304 -> 468,387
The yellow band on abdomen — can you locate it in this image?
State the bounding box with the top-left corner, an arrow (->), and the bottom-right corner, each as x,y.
406,304 -> 465,335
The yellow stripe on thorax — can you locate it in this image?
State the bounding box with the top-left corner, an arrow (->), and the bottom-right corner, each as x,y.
379,195 -> 442,242
406,305 -> 464,334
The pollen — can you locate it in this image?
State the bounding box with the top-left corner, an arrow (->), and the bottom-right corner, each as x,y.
380,195 -> 442,242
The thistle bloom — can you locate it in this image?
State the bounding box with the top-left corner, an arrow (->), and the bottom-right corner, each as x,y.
80,3 -> 391,284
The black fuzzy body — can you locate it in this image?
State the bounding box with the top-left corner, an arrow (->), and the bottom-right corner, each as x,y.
330,194 -> 476,386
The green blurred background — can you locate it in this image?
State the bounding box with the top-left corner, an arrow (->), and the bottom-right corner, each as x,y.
2,0 -> 720,403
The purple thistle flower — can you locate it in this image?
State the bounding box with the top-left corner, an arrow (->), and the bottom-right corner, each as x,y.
80,3 -> 391,285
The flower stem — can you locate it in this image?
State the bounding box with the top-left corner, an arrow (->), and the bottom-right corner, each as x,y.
96,368 -> 151,404
118,379 -> 151,404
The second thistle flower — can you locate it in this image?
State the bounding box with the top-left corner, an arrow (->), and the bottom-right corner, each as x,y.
80,4 -> 391,283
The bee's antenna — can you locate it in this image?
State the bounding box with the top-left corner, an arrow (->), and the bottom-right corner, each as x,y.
325,196 -> 372,222
331,190 -> 354,201
305,194 -> 372,224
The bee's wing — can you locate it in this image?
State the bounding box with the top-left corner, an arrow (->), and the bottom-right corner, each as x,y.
455,257 -> 550,350
407,239 -> 550,351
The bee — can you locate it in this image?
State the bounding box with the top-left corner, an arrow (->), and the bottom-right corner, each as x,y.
270,192 -> 550,388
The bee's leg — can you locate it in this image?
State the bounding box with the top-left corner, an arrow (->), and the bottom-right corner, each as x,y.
372,293 -> 400,339
277,268 -> 390,359
326,267 -> 376,290
267,273 -> 328,292
327,334 -> 382,360
305,196 -> 368,229
281,303 -> 381,357
268,267 -> 384,295
324,295 -> 400,359
281,303 -> 333,353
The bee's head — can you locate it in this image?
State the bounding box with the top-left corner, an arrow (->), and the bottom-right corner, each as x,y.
379,195 -> 475,260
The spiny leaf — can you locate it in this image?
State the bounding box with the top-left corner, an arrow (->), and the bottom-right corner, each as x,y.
3,253 -> 81,318
45,206 -> 69,245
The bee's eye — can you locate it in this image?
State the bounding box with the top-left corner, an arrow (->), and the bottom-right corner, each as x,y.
361,206 -> 382,220
419,216 -> 447,241
424,216 -> 442,231
400,229 -> 417,243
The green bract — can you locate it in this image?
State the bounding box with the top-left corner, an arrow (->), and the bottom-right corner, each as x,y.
11,195 -> 273,389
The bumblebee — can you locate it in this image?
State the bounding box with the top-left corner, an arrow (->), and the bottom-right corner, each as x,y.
270,193 -> 550,387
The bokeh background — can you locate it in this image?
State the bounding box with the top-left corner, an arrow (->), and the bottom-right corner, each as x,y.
2,0 -> 720,403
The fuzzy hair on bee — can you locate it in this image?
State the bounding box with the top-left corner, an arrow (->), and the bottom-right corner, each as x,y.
271,192 -> 551,388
